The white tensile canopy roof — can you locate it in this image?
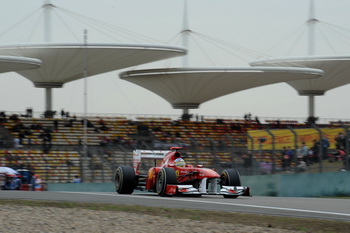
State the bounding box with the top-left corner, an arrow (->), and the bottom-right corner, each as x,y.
250,56 -> 350,95
250,56 -> 350,116
0,55 -> 41,73
120,67 -> 323,112
0,43 -> 186,111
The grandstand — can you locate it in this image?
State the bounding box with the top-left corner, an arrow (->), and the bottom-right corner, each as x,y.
0,112 -> 348,183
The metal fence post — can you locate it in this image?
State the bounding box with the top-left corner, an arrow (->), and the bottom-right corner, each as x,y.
288,126 -> 299,174
245,133 -> 254,174
264,129 -> 276,174
341,123 -> 350,171
313,124 -> 323,173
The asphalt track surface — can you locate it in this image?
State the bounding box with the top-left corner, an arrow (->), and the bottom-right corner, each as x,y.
0,191 -> 349,222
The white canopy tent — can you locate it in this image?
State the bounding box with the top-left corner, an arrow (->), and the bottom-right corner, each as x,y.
0,55 -> 41,73
120,67 -> 323,114
251,56 -> 350,117
0,43 -> 186,112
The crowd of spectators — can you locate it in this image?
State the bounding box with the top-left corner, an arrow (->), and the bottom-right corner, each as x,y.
1,110 -> 350,178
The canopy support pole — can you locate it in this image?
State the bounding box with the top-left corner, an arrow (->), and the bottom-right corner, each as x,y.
308,95 -> 315,117
45,87 -> 52,111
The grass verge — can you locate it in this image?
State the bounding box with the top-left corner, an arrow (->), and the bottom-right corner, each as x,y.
1,199 -> 349,233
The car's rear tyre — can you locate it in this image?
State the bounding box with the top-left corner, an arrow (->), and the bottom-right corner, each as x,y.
221,168 -> 241,198
156,167 -> 177,196
114,165 -> 135,194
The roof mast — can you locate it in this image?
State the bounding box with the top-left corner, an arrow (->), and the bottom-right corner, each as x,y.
307,0 -> 317,56
181,0 -> 190,68
43,0 -> 54,114
306,0 -> 318,117
180,0 -> 191,117
44,0 -> 53,42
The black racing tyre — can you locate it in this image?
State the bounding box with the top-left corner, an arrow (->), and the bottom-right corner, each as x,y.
221,168 -> 241,186
156,167 -> 177,196
114,165 -> 135,194
221,168 -> 241,198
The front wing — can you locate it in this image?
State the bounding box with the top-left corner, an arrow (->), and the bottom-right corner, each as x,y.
164,178 -> 251,197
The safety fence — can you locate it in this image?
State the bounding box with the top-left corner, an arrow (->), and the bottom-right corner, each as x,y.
245,124 -> 350,175
2,119 -> 350,183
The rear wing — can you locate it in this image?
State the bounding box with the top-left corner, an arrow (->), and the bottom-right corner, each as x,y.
133,149 -> 170,161
133,150 -> 170,172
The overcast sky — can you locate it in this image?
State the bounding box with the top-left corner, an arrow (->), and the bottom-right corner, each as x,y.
1,0 -> 350,121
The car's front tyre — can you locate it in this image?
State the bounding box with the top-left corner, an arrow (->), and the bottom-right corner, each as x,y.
114,165 -> 135,194
221,168 -> 241,198
156,167 -> 177,196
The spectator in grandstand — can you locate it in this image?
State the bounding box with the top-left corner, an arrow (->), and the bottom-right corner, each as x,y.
0,111 -> 6,118
331,149 -> 345,162
255,116 -> 262,129
280,146 -> 288,157
4,175 -> 16,190
260,156 -> 272,174
113,136 -> 121,144
13,137 -> 21,149
98,119 -> 105,125
306,116 -> 318,126
321,136 -> 330,160
311,139 -> 320,163
341,154 -> 350,171
60,109 -> 65,118
64,119 -> 74,127
18,131 -> 26,145
30,173 -> 36,190
335,132 -> 346,150
300,142 -> 309,163
242,153 -> 251,168
100,124 -> 109,131
230,123 -> 242,132
281,154 -> 289,171
26,108 -> 33,118
54,119 -> 59,130
286,147 -> 295,167
99,136 -> 109,147
34,175 -> 43,191
14,175 -> 22,190
181,113 -> 193,121
280,147 -> 288,170
296,158 -> 307,173
0,112 -> 6,123
244,113 -> 248,120
72,175 -> 81,183
81,119 -> 94,128
12,122 -> 24,132
31,174 -> 42,191
30,123 -> 43,130
9,114 -> 19,121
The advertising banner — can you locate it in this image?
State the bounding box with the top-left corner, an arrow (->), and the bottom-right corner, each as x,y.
247,128 -> 343,150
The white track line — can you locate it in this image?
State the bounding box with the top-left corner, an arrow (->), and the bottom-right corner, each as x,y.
58,192 -> 350,217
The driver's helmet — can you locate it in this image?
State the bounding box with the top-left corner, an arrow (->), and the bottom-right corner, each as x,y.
174,158 -> 186,167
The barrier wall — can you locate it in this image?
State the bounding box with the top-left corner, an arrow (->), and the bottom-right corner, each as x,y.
241,171 -> 350,197
48,172 -> 350,197
48,183 -> 115,192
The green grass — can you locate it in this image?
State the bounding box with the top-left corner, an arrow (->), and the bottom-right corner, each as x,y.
0,199 -> 349,233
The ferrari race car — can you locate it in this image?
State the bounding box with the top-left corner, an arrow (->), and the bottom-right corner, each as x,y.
114,147 -> 251,198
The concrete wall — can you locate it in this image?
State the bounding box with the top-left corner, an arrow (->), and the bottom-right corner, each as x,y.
48,183 -> 115,192
48,172 -> 350,197
242,171 -> 350,197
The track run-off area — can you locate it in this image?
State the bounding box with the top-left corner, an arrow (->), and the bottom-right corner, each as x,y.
0,191 -> 349,222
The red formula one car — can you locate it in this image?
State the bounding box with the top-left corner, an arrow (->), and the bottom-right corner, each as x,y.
114,147 -> 251,198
